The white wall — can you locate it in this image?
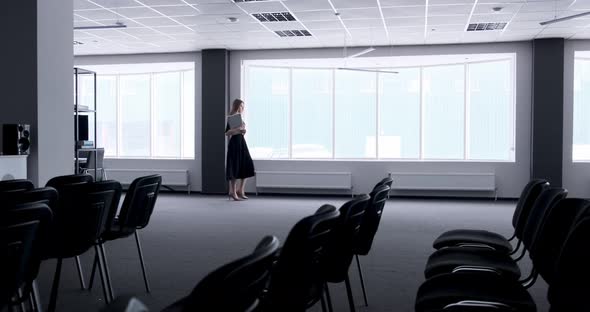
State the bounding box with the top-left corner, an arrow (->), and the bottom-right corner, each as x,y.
563,40 -> 590,197
229,42 -> 533,198
36,0 -> 74,186
75,52 -> 203,191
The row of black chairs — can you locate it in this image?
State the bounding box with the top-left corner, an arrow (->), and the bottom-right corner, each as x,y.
153,176 -> 393,312
415,179 -> 590,311
0,174 -> 162,312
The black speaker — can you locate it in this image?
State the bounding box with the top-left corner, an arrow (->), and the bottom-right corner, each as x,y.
3,124 -> 31,155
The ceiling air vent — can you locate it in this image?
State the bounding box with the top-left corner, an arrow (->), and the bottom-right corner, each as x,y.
275,30 -> 312,37
252,12 -> 296,22
466,22 -> 507,31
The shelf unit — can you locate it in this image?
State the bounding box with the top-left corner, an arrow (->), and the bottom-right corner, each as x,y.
73,67 -> 98,180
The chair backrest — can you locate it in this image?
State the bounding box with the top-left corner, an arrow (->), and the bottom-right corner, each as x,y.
355,184 -> 390,255
512,179 -> 549,238
44,181 -> 121,259
264,205 -> 340,310
0,187 -> 58,212
117,175 -> 161,234
532,198 -> 590,284
45,174 -> 93,189
86,148 -> 105,170
179,235 -> 280,312
521,187 -> 567,252
0,203 -> 52,309
0,179 -> 34,193
324,194 -> 370,283
377,177 -> 393,188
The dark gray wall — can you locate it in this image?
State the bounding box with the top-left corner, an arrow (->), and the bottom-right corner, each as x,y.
201,49 -> 229,194
531,38 -> 565,186
0,1 -> 38,181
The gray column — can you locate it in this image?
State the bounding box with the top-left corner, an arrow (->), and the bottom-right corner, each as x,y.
531,38 -> 564,186
201,49 -> 229,194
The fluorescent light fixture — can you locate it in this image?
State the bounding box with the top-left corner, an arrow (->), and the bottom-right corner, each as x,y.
540,11 -> 590,25
74,23 -> 127,30
347,47 -> 376,58
337,67 -> 398,74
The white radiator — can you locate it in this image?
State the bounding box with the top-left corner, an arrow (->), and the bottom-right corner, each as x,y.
389,172 -> 496,194
104,169 -> 190,193
255,171 -> 352,194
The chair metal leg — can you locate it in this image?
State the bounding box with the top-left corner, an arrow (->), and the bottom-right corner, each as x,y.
94,246 -> 111,304
320,292 -> 328,312
17,288 -> 26,312
75,256 -> 86,289
88,252 -> 98,291
28,290 -> 35,311
32,280 -> 42,312
324,283 -> 333,312
355,255 -> 369,307
98,243 -> 115,302
134,231 -> 151,293
48,258 -> 63,312
344,274 -> 356,312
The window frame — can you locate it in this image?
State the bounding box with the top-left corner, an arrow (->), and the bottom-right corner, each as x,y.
97,68 -> 195,160
242,56 -> 516,162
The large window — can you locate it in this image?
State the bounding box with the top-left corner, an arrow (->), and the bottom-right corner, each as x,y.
574,57 -> 590,161
94,67 -> 195,159
244,57 -> 515,161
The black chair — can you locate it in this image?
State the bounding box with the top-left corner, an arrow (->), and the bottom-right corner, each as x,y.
0,179 -> 34,193
432,179 -> 548,254
323,194 -> 370,312
163,235 -> 280,312
45,173 -> 94,290
415,198 -> 590,312
44,180 -> 122,312
377,176 -> 393,188
100,295 -> 149,312
352,183 -> 390,307
423,187 -> 567,282
261,204 -> 340,312
0,202 -> 53,312
88,175 -> 162,296
0,186 -> 58,210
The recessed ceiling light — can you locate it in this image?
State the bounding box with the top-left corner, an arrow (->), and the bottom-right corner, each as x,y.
227,17 -> 239,23
492,7 -> 503,12
73,41 -> 84,45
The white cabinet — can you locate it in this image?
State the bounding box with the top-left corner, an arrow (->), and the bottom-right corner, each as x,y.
0,155 -> 28,180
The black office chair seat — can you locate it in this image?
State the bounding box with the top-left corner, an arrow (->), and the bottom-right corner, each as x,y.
101,218 -> 132,241
433,229 -> 513,253
424,247 -> 521,281
415,272 -> 535,312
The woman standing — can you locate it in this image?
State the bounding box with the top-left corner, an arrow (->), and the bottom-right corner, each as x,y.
226,99 -> 255,201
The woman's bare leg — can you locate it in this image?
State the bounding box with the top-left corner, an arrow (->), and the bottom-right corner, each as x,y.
229,179 -> 241,200
238,178 -> 248,199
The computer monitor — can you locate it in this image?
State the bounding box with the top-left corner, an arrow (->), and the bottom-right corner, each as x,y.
76,115 -> 89,141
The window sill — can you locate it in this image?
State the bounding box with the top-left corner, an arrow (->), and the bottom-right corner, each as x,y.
252,158 -> 515,163
105,157 -> 196,161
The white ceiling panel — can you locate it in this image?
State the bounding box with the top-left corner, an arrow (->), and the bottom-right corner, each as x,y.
149,5 -> 199,16
224,22 -> 266,32
344,18 -> 385,28
388,25 -> 423,35
380,0 -> 426,6
429,24 -> 465,32
330,0 -> 378,9
116,6 -> 163,18
87,0 -> 140,8
75,0 -> 102,10
185,0 -> 233,4
293,10 -> 339,22
283,0 -> 333,12
194,24 -> 230,32
429,4 -> 474,16
263,21 -> 306,31
136,0 -> 186,5
76,9 -> 123,20
385,17 -> 425,27
235,1 -> 287,14
154,25 -> 197,34
428,15 -> 469,25
134,16 -> 181,26
195,3 -> 244,14
474,3 -> 522,15
338,7 -> 382,20
469,13 -> 514,23
382,6 -> 425,18
303,20 -> 345,30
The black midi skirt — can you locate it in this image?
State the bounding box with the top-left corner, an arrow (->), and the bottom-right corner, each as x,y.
226,133 -> 255,180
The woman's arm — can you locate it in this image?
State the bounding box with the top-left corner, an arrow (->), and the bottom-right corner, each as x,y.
226,124 -> 245,136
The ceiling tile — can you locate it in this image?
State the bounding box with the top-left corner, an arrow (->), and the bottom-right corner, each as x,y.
520,0 -> 574,13
88,0 -> 140,8
388,25 -> 423,35
134,16 -> 180,26
195,24 -> 230,32
338,7 -> 382,19
283,0 -> 333,12
121,27 -> 161,36
330,0 -> 377,10
512,11 -> 559,22
76,9 -> 123,20
75,0 -> 102,10
293,10 -> 339,22
506,21 -> 542,30
135,0 -> 185,5
429,4 -> 474,16
150,5 -> 200,16
469,13 -> 513,23
74,20 -> 103,27
116,6 -> 162,18
428,24 -> 465,32
195,3 -> 244,14
344,18 -> 385,28
153,25 -> 196,34
382,6 -> 425,18
302,20 -> 345,30
385,17 -> 425,27
94,18 -> 144,27
185,0 -> 233,4
380,0 -> 426,6
264,21 -> 306,31
429,0 -> 474,4
234,1 -> 286,14
428,15 -> 469,25
224,22 -> 266,32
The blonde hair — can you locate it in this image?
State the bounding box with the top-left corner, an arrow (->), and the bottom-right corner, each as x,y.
230,99 -> 244,114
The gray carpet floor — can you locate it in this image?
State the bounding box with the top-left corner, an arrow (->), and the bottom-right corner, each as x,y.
34,194 -> 549,312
